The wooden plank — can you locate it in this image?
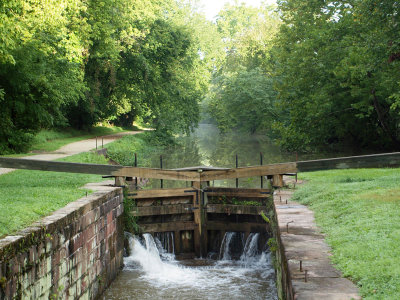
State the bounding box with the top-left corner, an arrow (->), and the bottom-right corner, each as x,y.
131,204 -> 194,216
139,222 -> 196,233
127,188 -> 196,199
112,167 -> 200,181
0,157 -> 121,175
200,163 -> 297,181
204,187 -> 271,198
206,221 -> 268,232
297,152 -> 400,172
2,152 -> 399,183
0,157 -> 200,181
172,166 -> 230,171
206,204 -> 267,215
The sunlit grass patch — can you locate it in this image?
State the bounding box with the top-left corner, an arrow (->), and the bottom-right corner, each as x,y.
295,168 -> 400,299
0,152 -> 109,238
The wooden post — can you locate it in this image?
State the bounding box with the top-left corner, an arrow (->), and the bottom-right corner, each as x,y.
272,174 -> 284,188
174,230 -> 181,254
260,152 -> 263,188
235,154 -> 239,188
192,180 -> 209,257
134,153 -> 138,189
115,176 -> 125,187
192,181 -> 201,257
160,155 -> 164,189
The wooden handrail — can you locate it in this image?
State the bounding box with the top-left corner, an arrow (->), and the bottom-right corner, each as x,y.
0,157 -> 199,181
0,152 -> 399,182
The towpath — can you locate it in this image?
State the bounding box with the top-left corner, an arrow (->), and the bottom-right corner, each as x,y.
0,131 -> 141,176
274,182 -> 361,299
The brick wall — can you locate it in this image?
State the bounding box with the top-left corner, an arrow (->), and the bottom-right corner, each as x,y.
0,183 -> 124,300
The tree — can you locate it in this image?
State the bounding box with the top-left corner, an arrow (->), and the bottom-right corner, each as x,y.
273,0 -> 400,151
0,0 -> 88,153
208,2 -> 281,134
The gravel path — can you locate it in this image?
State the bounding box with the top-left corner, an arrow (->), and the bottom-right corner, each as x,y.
0,131 -> 141,176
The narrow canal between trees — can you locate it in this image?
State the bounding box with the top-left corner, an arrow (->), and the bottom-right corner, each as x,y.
102,123 -> 357,299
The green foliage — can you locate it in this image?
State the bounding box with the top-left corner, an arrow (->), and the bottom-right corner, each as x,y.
273,0 -> 400,151
208,3 -> 281,135
209,67 -> 279,133
295,168 -> 400,299
0,0 -> 88,153
123,192 -> 140,234
0,0 -> 219,154
106,133 -> 163,167
260,211 -> 270,223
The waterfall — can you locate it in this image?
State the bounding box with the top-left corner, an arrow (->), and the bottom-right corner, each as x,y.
125,233 -> 196,284
154,232 -> 175,261
218,232 -> 264,262
240,233 -> 260,262
219,232 -> 236,260
119,232 -> 277,299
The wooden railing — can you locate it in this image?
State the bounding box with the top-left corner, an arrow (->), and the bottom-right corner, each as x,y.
0,152 -> 399,183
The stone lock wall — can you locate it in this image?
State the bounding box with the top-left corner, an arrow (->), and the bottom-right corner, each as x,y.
0,184 -> 124,300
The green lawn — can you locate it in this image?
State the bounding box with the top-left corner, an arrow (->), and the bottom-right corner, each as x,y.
294,168 -> 400,299
0,152 -> 109,238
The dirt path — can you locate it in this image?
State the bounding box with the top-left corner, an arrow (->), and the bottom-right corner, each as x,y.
0,131 -> 141,176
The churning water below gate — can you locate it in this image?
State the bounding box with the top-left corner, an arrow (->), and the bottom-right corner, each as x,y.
102,233 -> 277,299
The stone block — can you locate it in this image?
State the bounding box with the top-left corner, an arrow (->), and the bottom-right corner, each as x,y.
82,210 -> 95,230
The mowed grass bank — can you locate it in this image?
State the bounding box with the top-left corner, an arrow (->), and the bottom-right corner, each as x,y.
0,132 -> 161,238
294,168 -> 400,299
0,152 -> 109,238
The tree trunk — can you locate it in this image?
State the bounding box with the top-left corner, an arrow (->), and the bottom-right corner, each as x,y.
371,88 -> 400,149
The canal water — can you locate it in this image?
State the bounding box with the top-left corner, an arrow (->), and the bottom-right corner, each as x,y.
142,123 -> 301,189
102,123 -> 359,299
102,233 -> 277,300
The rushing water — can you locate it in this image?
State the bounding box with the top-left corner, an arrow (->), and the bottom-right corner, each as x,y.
102,233 -> 277,300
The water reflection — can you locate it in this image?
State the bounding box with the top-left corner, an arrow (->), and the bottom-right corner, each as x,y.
146,124 -> 294,170
138,123 -> 365,189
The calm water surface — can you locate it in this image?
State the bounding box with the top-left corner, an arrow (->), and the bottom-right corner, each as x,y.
142,123 -> 358,189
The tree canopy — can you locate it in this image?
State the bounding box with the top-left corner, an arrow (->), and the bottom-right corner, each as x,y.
0,0 -> 219,153
1,0 -> 399,153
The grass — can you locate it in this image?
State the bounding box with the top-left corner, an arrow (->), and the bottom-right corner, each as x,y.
106,132 -> 165,166
294,168 -> 400,299
30,126 -> 126,153
0,152 -> 109,238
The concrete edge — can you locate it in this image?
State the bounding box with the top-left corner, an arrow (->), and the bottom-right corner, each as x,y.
273,188 -> 361,300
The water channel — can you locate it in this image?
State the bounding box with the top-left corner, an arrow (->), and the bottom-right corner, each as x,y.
102,123 -> 360,299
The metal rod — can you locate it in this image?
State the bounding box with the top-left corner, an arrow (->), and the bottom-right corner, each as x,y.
235,154 -> 238,188
287,221 -> 294,233
102,138 -> 104,149
296,151 -> 299,183
134,153 -> 138,190
300,260 -> 303,272
260,152 -> 263,188
160,155 -> 164,189
95,137 -> 97,150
